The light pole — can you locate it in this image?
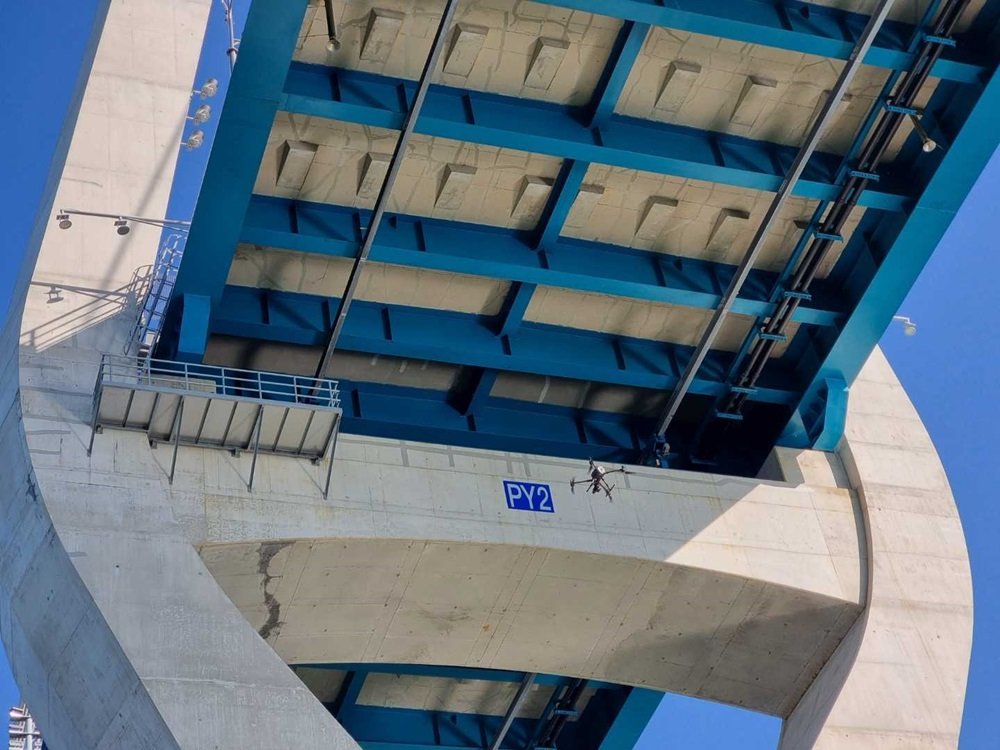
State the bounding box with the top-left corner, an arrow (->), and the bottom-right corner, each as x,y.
221,0 -> 238,71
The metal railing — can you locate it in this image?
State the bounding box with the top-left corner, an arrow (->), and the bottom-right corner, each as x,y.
125,233 -> 185,357
96,354 -> 342,409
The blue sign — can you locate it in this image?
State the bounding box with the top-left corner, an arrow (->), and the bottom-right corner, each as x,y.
503,480 -> 554,513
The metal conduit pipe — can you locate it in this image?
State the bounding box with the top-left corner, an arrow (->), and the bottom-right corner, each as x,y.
323,0 -> 340,51
724,0 -> 971,416
689,0 -> 952,452
651,0 -> 898,440
312,0 -> 459,379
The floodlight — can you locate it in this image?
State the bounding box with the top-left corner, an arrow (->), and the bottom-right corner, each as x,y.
183,130 -> 205,150
56,212 -> 72,229
908,113 -> 937,153
892,315 -> 917,336
195,78 -> 219,98
188,104 -> 212,124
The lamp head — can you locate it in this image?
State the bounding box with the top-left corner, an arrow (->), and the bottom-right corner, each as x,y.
56,212 -> 72,229
197,78 -> 219,98
190,103 -> 212,124
183,130 -> 205,150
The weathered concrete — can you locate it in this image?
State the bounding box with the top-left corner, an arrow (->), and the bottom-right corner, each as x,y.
0,0 -> 359,747
0,0 -> 973,748
778,349 -> 974,749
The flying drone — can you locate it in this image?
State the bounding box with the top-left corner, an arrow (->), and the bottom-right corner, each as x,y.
570,459 -> 632,501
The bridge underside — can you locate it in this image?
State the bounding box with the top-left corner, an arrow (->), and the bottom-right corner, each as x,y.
158,0 -> 1000,476
0,0 -> 984,748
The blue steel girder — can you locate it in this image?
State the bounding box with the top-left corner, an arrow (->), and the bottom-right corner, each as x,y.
212,284 -> 800,406
542,0 -> 987,83
780,66 -> 1000,447
280,64 -> 913,213
507,19 -> 646,331
241,195 -> 844,328
169,0 -> 308,329
302,663 -> 619,689
598,688 -> 664,750
582,20 -> 650,128
316,664 -> 641,750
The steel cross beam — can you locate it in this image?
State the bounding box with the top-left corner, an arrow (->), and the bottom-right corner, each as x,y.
312,0 -> 460,379
214,285 -> 801,406
539,0 -> 985,83
282,64 -> 912,212
240,195 -> 843,327
690,0 -> 955,454
502,20 -> 648,335
653,0 -> 898,440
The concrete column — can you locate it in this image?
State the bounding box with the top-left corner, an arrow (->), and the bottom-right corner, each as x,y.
779,348 -> 973,748
0,0 -> 359,746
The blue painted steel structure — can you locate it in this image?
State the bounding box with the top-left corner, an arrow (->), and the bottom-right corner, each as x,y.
279,64 -> 914,211
239,196 -> 844,326
149,0 -> 1000,744
163,0 -> 1000,477
298,663 -> 662,750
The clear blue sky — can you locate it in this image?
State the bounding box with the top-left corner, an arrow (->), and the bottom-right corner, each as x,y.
0,2 -> 996,747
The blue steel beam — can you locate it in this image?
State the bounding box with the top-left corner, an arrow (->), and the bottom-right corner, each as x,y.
534,159 -> 590,252
542,0 -> 986,83
281,64 -> 912,212
781,66 -> 1000,447
582,20 -> 650,128
169,0 -> 307,315
241,195 -> 844,328
496,282 -> 537,338
304,664 -> 617,689
598,688 -> 664,750
508,22 -> 647,333
213,285 -> 800,405
331,379 -> 647,461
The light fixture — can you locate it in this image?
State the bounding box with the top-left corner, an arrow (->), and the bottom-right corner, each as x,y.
908,112 -> 937,153
182,129 -> 205,150
46,285 -> 63,304
188,103 -> 212,124
194,77 -> 219,98
892,315 -> 917,336
8,709 -> 25,721
53,209 -> 191,232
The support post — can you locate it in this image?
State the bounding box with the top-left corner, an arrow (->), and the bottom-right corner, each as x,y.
490,672 -> 536,750
169,396 -> 185,484
248,404 -> 263,491
323,413 -> 341,499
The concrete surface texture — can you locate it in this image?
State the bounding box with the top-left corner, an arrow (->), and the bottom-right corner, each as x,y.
0,1 -> 974,749
0,0 -> 359,747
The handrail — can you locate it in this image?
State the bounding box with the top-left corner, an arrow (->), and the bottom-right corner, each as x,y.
97,354 -> 342,409
126,233 -> 185,356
